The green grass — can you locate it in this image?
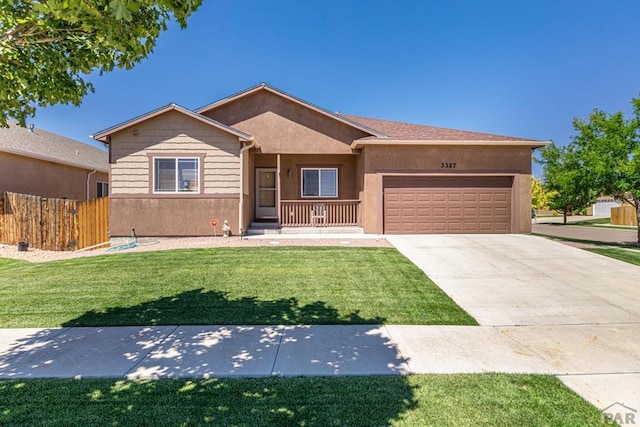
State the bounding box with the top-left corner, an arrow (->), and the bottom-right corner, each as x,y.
0,247 -> 476,327
587,247 -> 640,266
570,217 -> 613,226
0,374 -> 612,426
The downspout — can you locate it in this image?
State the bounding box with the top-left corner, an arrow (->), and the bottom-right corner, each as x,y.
86,169 -> 97,200
238,137 -> 256,236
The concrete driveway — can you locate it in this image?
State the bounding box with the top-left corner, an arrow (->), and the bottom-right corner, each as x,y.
387,234 -> 640,327
387,234 -> 640,416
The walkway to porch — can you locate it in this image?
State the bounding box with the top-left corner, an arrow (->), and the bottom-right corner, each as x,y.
246,222 -> 364,236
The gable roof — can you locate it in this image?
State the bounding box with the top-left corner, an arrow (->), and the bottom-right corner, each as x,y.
0,121 -> 108,172
92,103 -> 253,143
196,83 -> 388,139
343,115 -> 548,147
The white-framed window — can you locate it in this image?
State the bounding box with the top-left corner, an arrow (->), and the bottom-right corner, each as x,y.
153,157 -> 200,193
301,168 -> 338,198
96,181 -> 109,198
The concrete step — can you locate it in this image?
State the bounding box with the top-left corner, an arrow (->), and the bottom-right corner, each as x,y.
247,222 -> 280,236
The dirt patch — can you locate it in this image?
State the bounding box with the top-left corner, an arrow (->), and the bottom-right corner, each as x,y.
0,236 -> 392,263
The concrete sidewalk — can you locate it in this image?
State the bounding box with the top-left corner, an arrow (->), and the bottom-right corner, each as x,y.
0,325 -> 558,379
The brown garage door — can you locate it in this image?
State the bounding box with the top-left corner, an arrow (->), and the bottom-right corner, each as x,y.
384,176 -> 512,234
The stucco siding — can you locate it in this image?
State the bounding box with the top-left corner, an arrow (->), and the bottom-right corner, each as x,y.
0,151 -> 108,200
202,91 -> 370,154
110,197 -> 239,237
109,110 -> 241,195
360,145 -> 533,234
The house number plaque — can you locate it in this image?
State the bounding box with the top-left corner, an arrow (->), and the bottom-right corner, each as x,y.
441,162 -> 457,169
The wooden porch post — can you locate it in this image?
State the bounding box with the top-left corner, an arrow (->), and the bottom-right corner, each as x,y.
276,154 -> 281,227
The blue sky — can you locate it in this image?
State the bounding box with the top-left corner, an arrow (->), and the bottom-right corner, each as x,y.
32,1 -> 640,176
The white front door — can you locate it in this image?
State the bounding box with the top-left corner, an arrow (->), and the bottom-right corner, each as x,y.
256,168 -> 278,219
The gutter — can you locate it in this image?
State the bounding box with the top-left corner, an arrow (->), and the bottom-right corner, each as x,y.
86,169 -> 97,200
350,139 -> 551,149
238,137 -> 256,236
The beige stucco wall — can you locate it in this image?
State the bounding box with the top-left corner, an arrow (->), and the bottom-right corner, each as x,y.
0,151 -> 108,200
108,110 -> 244,236
202,91 -> 370,154
360,145 -> 533,234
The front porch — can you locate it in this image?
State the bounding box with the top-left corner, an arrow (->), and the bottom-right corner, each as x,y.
280,199 -> 360,227
249,153 -> 362,233
247,199 -> 361,236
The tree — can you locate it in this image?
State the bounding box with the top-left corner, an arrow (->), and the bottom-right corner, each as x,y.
531,176 -> 556,211
0,0 -> 202,126
572,96 -> 640,244
537,142 -> 597,224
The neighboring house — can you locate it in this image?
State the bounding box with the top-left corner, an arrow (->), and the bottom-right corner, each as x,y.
591,196 -> 622,217
0,120 -> 109,200
92,83 -> 548,237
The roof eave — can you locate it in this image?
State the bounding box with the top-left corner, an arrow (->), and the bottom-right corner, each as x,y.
92,104 -> 253,143
350,139 -> 551,149
0,146 -> 109,173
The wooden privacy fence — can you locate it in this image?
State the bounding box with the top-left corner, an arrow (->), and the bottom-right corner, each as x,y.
611,205 -> 638,226
0,192 -> 109,251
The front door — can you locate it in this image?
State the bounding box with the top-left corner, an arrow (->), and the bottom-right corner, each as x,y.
255,168 -> 277,219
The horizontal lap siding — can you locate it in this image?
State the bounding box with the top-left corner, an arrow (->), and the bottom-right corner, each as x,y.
110,110 -> 241,196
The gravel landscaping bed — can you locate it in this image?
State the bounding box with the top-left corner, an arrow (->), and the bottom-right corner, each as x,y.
0,236 -> 391,263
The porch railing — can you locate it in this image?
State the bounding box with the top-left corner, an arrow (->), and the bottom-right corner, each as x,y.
280,200 -> 360,227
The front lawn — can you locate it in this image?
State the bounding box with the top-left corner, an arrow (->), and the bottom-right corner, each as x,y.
587,247 -> 640,266
0,247 -> 476,327
0,374 -> 611,426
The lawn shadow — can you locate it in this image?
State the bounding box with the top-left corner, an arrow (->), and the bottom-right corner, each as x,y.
0,375 -> 418,426
61,288 -> 386,326
0,290 -> 417,425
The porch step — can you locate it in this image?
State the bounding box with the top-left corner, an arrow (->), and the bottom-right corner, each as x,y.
246,222 -> 280,236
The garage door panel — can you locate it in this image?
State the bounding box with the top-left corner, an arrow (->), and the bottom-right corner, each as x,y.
494,192 -> 509,202
400,193 -> 416,202
433,192 -> 447,202
432,207 -> 447,217
384,176 -> 512,234
448,192 -> 462,202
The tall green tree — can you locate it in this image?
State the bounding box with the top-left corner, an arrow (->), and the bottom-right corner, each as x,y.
0,0 -> 202,126
537,142 -> 596,224
572,97 -> 640,244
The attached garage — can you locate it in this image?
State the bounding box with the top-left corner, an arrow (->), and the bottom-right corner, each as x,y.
383,176 -> 513,234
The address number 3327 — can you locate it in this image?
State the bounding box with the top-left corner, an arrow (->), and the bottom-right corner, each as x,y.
440,162 -> 457,169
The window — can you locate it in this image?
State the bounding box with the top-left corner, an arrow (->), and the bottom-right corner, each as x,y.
96,181 -> 109,198
301,168 -> 338,197
154,158 -> 199,193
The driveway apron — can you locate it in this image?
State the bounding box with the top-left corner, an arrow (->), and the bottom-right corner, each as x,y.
387,234 -> 640,415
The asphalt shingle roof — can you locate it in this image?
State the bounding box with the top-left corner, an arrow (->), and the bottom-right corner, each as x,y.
342,114 -> 541,142
0,121 -> 108,172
